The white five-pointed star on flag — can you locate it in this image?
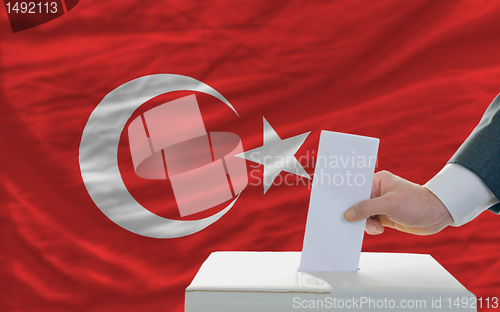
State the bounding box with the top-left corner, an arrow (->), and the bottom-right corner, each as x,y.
237,117 -> 311,193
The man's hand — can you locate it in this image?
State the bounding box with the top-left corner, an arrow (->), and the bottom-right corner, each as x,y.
344,171 -> 454,235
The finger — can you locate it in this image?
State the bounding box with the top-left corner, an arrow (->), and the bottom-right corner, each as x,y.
344,195 -> 395,222
370,170 -> 392,199
365,216 -> 384,235
370,171 -> 383,199
377,215 -> 396,229
376,215 -> 423,235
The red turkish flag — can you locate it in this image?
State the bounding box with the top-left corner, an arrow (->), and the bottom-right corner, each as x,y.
2,1 -> 500,311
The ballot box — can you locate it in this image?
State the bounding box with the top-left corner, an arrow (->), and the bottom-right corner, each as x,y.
185,251 -> 476,312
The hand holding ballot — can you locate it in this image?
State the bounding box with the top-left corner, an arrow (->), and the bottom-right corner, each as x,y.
345,94 -> 500,235
344,171 -> 453,235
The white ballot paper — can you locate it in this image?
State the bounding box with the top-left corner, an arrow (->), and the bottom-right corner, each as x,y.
299,131 -> 379,272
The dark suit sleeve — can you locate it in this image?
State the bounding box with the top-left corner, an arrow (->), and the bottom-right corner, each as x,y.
449,94 -> 500,214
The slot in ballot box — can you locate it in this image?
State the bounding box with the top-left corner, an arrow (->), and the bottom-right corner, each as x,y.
185,252 -> 476,312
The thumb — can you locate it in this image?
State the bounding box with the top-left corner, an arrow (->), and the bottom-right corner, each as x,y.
344,196 -> 393,222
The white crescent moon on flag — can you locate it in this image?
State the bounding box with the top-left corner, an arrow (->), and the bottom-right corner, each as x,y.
79,74 -> 240,238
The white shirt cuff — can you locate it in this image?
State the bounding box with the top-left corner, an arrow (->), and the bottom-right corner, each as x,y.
424,163 -> 499,227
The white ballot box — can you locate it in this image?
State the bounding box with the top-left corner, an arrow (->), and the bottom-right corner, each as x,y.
185,252 -> 476,312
